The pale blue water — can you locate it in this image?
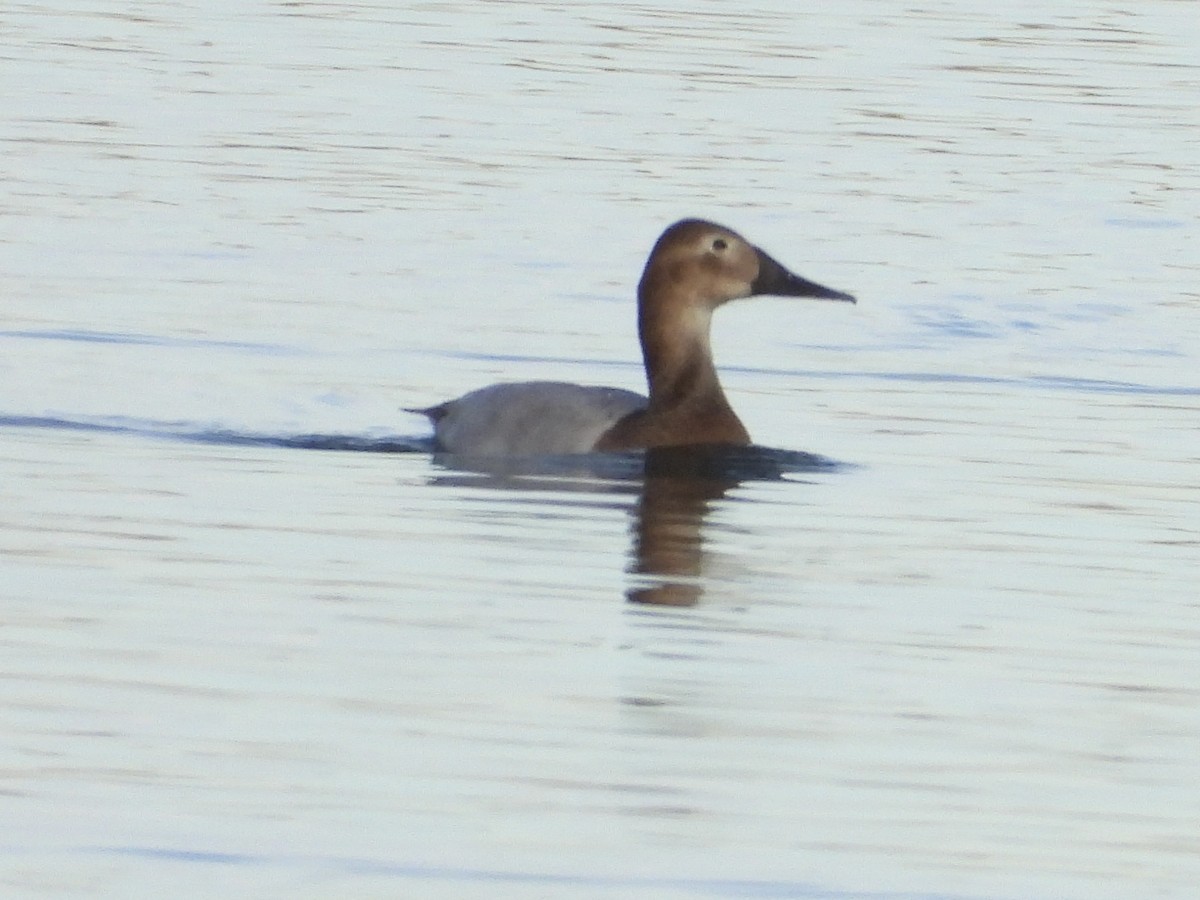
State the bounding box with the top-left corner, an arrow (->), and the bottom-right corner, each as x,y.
3,3 -> 1199,899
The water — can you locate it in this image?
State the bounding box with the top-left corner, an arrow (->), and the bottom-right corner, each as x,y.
3,2 -> 1199,898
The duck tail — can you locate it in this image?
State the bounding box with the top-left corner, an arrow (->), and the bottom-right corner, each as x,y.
404,402 -> 450,423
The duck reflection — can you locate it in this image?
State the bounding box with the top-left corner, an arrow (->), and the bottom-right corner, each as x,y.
427,444 -> 833,607
0,416 -> 833,607
626,447 -> 734,606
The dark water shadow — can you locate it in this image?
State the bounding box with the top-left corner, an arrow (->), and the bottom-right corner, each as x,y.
0,328 -> 305,356
426,443 -> 835,486
79,845 -> 974,900
0,414 -> 431,454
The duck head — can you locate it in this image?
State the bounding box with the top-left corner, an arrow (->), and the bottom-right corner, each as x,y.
638,218 -> 856,312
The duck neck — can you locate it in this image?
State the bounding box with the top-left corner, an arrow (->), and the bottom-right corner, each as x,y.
638,284 -> 730,413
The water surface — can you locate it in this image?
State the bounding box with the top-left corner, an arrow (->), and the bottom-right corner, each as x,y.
3,3 -> 1199,899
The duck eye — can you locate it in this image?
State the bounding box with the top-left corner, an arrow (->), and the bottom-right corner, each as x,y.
712,238 -> 727,252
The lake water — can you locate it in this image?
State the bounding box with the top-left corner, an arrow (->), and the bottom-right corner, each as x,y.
3,2 -> 1199,898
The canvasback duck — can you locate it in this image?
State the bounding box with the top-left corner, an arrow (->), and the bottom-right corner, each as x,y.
413,219 -> 855,456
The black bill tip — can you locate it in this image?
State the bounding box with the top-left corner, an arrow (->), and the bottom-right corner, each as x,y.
751,247 -> 856,304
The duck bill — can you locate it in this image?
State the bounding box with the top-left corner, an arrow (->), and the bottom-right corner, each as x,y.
751,247 -> 856,303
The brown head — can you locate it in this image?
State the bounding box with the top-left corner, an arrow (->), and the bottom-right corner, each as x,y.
596,219 -> 855,452
637,218 -> 856,316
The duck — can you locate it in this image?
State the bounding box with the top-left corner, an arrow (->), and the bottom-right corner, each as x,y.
412,219 -> 855,456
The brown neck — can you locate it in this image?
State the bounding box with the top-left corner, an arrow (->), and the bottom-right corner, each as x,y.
639,291 -> 725,410
592,275 -> 750,451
